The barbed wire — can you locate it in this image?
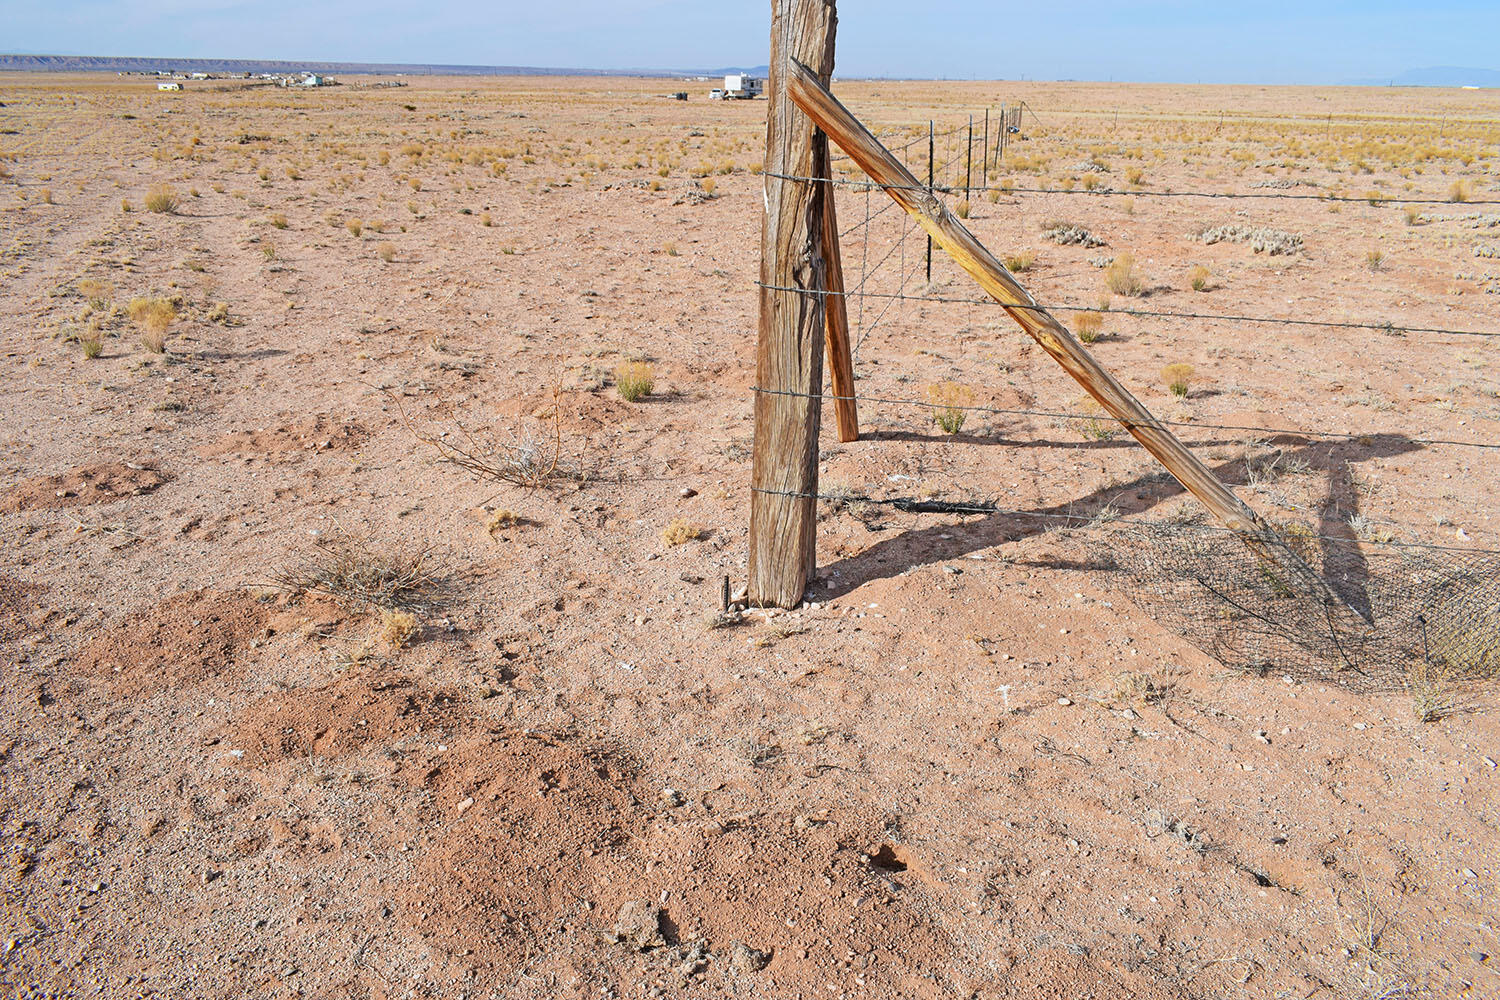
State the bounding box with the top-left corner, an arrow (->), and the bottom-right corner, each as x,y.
770,168 -> 1500,206
755,280 -> 1500,340
747,485 -> 1500,556
748,385 -> 1500,452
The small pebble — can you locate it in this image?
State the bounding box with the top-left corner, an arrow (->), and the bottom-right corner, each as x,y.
1057,697 -> 1072,707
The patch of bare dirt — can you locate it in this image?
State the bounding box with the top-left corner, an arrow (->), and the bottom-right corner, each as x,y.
0,462 -> 168,513
0,576 -> 46,644
196,414 -> 370,457
73,589 -> 278,696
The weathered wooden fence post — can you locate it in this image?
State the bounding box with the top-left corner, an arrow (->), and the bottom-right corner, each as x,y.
748,0 -> 839,608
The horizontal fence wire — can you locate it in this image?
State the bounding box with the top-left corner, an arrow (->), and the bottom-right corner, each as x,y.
747,385 -> 1500,452
770,169 -> 1500,206
755,280 -> 1500,340
747,485 -> 1500,556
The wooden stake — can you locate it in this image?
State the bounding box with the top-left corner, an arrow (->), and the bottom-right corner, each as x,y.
822,184 -> 858,442
784,60 -> 1369,624
748,0 -> 838,609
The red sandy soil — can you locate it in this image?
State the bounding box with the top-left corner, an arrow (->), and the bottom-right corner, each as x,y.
1,73 -> 1497,999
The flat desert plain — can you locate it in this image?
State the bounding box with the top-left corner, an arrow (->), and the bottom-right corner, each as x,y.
1,73 -> 1499,999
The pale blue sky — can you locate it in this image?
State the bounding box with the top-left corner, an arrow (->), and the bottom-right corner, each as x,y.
3,0 -> 1498,84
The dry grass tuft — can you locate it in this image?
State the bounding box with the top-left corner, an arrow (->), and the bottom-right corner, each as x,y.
1188,264 -> 1211,292
377,241 -> 397,263
1105,252 -> 1144,296
379,609 -> 419,647
661,518 -> 702,547
1002,250 -> 1035,272
1073,311 -> 1103,343
1449,179 -> 1471,203
1162,362 -> 1195,397
143,185 -> 178,214
615,361 -> 655,402
347,218 -> 363,236
127,296 -> 177,345
926,381 -> 975,434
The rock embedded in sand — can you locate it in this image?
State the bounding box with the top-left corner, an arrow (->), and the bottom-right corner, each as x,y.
728,940 -> 771,972
610,900 -> 665,951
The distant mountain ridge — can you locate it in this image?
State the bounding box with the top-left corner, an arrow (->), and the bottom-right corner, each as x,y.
0,53 -> 770,78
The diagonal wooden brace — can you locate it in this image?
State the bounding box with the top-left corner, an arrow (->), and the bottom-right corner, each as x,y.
784,59 -> 1371,625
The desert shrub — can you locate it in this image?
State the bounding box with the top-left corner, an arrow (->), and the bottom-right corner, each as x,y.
347,218 -> 363,236
615,361 -> 655,401
257,166 -> 271,181
1162,362 -> 1194,397
955,199 -> 970,218
1403,205 -> 1421,226
269,212 -> 287,229
480,211 -> 492,227
1188,264 -> 1211,291
1125,166 -> 1144,187
80,335 -> 103,359
927,381 -> 974,433
377,242 -> 396,263
143,185 -> 178,214
1450,179 -> 1472,203
661,518 -> 702,547
1105,252 -> 1144,296
40,187 -> 52,204
207,301 -> 229,323
1073,311 -> 1103,343
273,533 -> 443,610
1003,251 -> 1035,272
120,199 -> 132,213
1366,250 -> 1384,272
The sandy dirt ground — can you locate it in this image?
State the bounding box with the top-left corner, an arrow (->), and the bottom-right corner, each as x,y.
1,72 -> 1498,999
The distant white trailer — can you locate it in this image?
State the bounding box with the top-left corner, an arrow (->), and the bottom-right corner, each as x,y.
721,74 -> 762,99
157,82 -> 182,91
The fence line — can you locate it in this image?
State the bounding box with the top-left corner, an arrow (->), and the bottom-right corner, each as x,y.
772,169 -> 1500,206
748,385 -> 1500,452
755,280 -> 1500,341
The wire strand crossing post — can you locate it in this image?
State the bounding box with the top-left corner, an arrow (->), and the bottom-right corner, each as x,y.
748,0 -> 839,609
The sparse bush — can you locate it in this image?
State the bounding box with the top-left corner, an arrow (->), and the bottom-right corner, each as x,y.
1403,205 -> 1421,226
269,212 -> 288,229
1449,179 -> 1472,203
1366,250 -> 1384,272
927,381 -> 974,433
1188,264 -> 1211,292
1073,311 -> 1103,343
486,509 -> 520,533
273,533 -> 444,610
144,185 -> 178,214
1125,166 -> 1144,187
40,187 -> 52,204
663,241 -> 679,257
1105,252 -> 1144,296
207,301 -> 229,323
480,211 -> 492,226
661,518 -> 702,547
1003,250 -> 1035,272
347,218 -> 363,236
121,198 -> 133,213
1162,362 -> 1194,397
377,242 -> 396,263
615,361 -> 655,401
80,335 -> 103,359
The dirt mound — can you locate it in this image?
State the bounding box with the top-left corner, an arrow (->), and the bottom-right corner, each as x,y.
0,462 -> 168,513
197,414 -> 369,457
73,589 -> 277,696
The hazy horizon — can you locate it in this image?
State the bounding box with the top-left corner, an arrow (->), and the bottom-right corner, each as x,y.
3,0 -> 1499,86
